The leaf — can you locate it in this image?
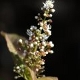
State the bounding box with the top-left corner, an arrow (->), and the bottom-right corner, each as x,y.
37,77 -> 58,80
0,31 -> 26,59
0,31 -> 37,80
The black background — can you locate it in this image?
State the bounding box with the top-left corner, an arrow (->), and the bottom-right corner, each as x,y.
0,0 -> 80,80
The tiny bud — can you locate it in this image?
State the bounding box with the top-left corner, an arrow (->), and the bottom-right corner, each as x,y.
34,42 -> 37,45
51,9 -> 55,13
19,39 -> 23,43
36,68 -> 39,72
41,7 -> 43,10
16,66 -> 20,69
35,16 -> 38,19
49,41 -> 54,47
49,14 -> 52,17
42,42 -> 46,46
40,27 -> 43,30
36,37 -> 39,40
40,22 -> 43,27
40,36 -> 42,39
40,49 -> 44,52
49,50 -> 54,53
43,13 -> 47,17
45,51 -> 48,54
14,76 -> 18,79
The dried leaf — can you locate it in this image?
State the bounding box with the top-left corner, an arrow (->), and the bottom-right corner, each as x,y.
0,31 -> 26,58
0,31 -> 37,80
37,77 -> 58,80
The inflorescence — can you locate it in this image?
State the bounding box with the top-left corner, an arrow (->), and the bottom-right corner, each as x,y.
13,0 -> 55,79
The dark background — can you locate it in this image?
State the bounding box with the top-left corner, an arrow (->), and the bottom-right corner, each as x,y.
0,0 -> 80,80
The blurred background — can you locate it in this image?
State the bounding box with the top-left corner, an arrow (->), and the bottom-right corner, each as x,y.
0,0 -> 80,80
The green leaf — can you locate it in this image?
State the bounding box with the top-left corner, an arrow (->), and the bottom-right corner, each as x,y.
37,77 -> 58,80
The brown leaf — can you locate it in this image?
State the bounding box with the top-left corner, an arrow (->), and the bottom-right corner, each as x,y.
38,77 -> 58,80
0,31 -> 26,58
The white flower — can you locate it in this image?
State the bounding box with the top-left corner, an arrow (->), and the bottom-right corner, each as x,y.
40,49 -> 44,52
16,66 -> 20,69
49,41 -> 54,47
34,42 -> 37,45
40,36 -> 42,39
30,43 -> 34,47
40,27 -> 43,30
27,29 -> 33,36
41,61 -> 45,65
43,13 -> 47,17
30,26 -> 37,30
39,22 -> 43,27
45,51 -> 48,54
49,50 -> 54,53
47,30 -> 51,35
42,34 -> 49,40
51,9 -> 55,12
36,37 -> 39,40
36,68 -> 39,72
49,14 -> 53,17
47,24 -> 52,30
42,46 -> 45,49
19,39 -> 23,43
43,0 -> 54,9
35,16 -> 38,19
42,42 -> 46,46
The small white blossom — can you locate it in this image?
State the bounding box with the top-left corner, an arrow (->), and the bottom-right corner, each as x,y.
40,27 -> 43,30
49,14 -> 52,17
30,26 -> 37,30
40,22 -> 43,27
41,7 -> 43,10
45,51 -> 48,54
42,34 -> 49,40
27,29 -> 33,36
40,36 -> 42,39
42,42 -> 46,46
34,42 -> 37,45
44,21 -> 47,24
47,24 -> 51,30
47,30 -> 51,35
35,16 -> 38,19
42,46 -> 45,49
49,41 -> 54,47
43,0 -> 54,9
36,37 -> 39,40
43,13 -> 47,17
51,9 -> 55,12
49,50 -> 54,53
19,39 -> 23,43
36,68 -> 39,72
16,66 -> 20,69
30,43 -> 34,48
40,49 -> 44,52
41,61 -> 45,65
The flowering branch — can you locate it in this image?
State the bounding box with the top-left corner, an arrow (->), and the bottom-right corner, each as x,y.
1,0 -> 57,80
15,0 -> 55,79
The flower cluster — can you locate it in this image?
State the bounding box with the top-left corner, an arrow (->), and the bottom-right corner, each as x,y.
14,0 -> 55,79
